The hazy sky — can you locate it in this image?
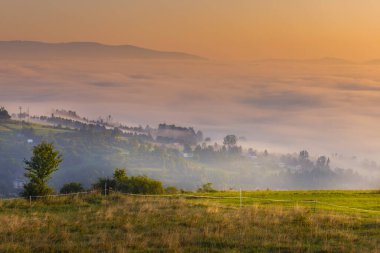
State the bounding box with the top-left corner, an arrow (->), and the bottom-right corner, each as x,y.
1,0 -> 380,60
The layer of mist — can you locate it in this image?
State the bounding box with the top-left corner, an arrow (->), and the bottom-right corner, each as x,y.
1,48 -> 380,191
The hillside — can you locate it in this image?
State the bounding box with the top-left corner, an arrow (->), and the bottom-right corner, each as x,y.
0,41 -> 204,60
0,116 -> 378,197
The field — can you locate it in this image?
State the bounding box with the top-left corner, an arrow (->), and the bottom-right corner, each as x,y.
0,191 -> 379,252
190,190 -> 380,217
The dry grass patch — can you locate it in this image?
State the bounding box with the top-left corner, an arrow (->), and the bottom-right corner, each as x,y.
0,194 -> 378,252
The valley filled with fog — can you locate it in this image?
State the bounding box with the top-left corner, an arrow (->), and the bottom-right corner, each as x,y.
2,57 -> 380,161
1,55 -> 380,194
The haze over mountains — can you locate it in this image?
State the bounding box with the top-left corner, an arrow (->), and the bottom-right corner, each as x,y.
0,41 -> 204,60
2,40 -> 380,165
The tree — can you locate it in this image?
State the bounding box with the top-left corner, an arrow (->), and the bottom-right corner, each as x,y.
60,182 -> 84,194
196,130 -> 203,142
22,142 -> 63,197
113,168 -> 128,192
299,150 -> 309,160
0,107 -> 11,120
223,135 -> 237,147
114,168 -> 128,182
316,156 -> 330,169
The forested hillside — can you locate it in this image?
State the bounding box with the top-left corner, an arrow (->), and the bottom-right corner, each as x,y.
0,111 -> 377,196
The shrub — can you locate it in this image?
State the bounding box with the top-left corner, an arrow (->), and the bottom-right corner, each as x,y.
197,182 -> 217,193
60,182 -> 85,194
165,186 -> 179,194
92,178 -> 116,195
127,176 -> 164,194
93,169 -> 164,195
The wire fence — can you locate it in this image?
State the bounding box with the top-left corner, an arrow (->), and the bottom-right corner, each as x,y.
31,190 -> 96,199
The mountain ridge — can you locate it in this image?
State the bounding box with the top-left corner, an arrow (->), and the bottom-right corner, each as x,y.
0,40 -> 205,60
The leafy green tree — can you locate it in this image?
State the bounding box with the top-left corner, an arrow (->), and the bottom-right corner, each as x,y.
0,107 -> 11,120
113,168 -> 128,192
60,182 -> 84,194
22,142 -> 63,197
114,168 -> 128,182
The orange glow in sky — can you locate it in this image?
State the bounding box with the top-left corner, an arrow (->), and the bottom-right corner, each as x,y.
1,0 -> 380,60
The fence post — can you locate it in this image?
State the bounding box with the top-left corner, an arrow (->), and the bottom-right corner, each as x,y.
313,200 -> 317,213
29,196 -> 32,206
104,182 -> 107,196
240,188 -> 242,208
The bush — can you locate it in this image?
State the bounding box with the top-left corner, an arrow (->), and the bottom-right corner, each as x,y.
92,178 -> 116,195
165,186 -> 179,194
60,182 -> 85,194
127,176 -> 164,194
197,182 -> 217,193
93,169 -> 164,195
23,182 -> 54,197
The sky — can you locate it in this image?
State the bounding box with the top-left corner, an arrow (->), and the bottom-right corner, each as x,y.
1,0 -> 380,60
1,1 -> 380,164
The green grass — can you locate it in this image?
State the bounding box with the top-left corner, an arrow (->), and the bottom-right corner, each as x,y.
188,190 -> 380,217
0,191 -> 379,252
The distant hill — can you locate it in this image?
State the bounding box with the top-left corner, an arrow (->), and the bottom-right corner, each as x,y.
0,41 -> 204,60
255,57 -> 353,65
303,57 -> 353,64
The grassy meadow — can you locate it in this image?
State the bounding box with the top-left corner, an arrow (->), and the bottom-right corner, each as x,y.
190,190 -> 380,217
0,191 -> 379,252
